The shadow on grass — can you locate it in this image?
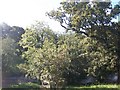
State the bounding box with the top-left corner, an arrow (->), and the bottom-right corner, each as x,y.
1,82 -> 40,90
2,88 -> 40,90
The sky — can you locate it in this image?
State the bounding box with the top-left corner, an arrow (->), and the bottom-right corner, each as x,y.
0,0 -> 119,33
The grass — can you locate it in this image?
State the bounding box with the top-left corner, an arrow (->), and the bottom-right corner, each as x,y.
2,82 -> 40,90
1,83 -> 120,90
10,82 -> 40,88
66,84 -> 119,90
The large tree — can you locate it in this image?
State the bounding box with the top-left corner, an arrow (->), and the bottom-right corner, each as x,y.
19,26 -> 117,87
60,33 -> 116,84
18,22 -> 70,88
0,23 -> 25,77
47,0 -> 120,84
1,37 -> 22,77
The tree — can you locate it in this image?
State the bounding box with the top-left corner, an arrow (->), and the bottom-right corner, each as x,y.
0,23 -> 25,77
80,37 -> 116,83
18,22 -> 58,55
19,23 -> 117,86
47,1 -> 120,84
60,33 -> 116,84
1,37 -> 22,77
0,23 -> 24,41
18,22 -> 70,88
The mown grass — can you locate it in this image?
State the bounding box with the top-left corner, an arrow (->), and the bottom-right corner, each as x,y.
1,83 -> 120,90
66,84 -> 119,90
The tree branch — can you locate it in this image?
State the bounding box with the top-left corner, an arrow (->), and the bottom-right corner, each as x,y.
60,23 -> 89,36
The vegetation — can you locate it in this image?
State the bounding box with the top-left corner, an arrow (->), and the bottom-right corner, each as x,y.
47,0 -> 120,84
10,82 -> 40,88
1,0 -> 120,89
67,84 -> 118,90
0,23 -> 24,77
1,83 -> 119,90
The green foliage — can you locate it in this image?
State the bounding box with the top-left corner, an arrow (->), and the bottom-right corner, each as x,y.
61,34 -> 116,83
47,1 -> 120,83
19,22 -> 57,49
1,37 -> 22,76
19,26 -> 117,85
18,2 -> 120,84
18,22 -> 70,88
47,1 -> 120,37
19,29 -> 38,48
0,23 -> 25,77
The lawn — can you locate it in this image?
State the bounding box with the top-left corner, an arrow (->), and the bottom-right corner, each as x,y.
66,84 -> 119,90
1,83 -> 120,90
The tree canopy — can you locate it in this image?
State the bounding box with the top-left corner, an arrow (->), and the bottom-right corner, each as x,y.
47,1 -> 120,84
0,23 -> 25,77
18,22 -> 118,86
